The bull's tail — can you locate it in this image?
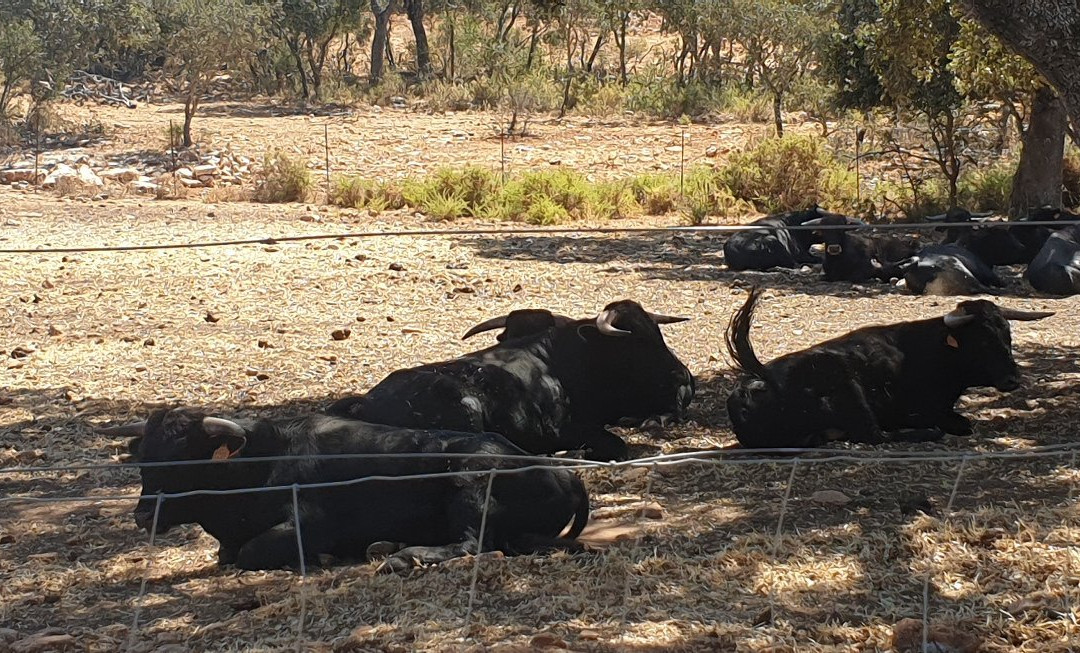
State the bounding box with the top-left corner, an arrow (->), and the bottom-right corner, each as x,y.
563,474 -> 591,541
725,287 -> 769,379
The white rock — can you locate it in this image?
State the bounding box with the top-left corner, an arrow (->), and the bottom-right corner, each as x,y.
77,165 -> 103,187
810,490 -> 852,506
0,168 -> 41,184
41,163 -> 77,188
178,176 -> 203,188
175,167 -> 193,178
193,164 -> 217,175
131,180 -> 160,193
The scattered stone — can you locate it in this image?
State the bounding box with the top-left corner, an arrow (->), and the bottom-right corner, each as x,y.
47,325 -> 62,337
331,328 -> 351,341
204,312 -> 220,323
810,490 -> 852,506
0,627 -> 18,643
11,633 -> 78,652
529,633 -> 567,649
41,163 -> 77,188
891,618 -> 980,653
76,164 -> 104,186
388,262 -> 405,271
637,501 -> 664,519
10,346 -> 34,359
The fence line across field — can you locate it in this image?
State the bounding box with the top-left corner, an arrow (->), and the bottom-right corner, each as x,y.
1,218 -> 1078,255
3,441 -> 1079,506
1,443 -> 1074,651
6,438 -> 1080,479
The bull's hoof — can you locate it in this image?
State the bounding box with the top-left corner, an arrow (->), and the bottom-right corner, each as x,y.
366,540 -> 405,560
378,554 -> 415,575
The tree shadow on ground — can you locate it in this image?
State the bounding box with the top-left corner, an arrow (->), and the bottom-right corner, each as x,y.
196,101 -> 357,119
2,342 -> 1077,650
458,233 -> 1051,299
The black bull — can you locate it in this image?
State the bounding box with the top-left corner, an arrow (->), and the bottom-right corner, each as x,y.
103,409 -> 589,571
722,208 -> 824,271
329,300 -> 695,461
725,288 -> 1052,448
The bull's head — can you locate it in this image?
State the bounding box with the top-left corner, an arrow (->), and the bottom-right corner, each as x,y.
564,300 -> 695,424
940,301 -> 1053,391
462,308 -> 575,342
99,408 -> 249,533
803,212 -> 863,256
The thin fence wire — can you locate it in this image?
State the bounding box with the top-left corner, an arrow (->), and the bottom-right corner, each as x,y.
127,492 -> 162,652
4,444 -> 1080,508
6,441 -> 1080,478
465,469 -> 497,630
1,219 -> 1078,255
921,455 -> 968,651
5,445 -> 1076,649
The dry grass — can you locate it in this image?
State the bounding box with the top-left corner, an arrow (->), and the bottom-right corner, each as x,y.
0,191 -> 1078,652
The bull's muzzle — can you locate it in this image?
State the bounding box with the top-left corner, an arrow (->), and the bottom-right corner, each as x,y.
826,244 -> 843,255
994,375 -> 1021,392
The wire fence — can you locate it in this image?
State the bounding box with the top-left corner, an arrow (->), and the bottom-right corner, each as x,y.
1,219 -> 1078,255
2,444 -> 1078,651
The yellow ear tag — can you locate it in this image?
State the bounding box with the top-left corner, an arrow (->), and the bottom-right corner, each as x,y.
946,334 -> 959,348
212,444 -> 232,460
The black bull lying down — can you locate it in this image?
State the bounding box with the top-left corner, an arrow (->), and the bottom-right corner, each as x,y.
725,288 -> 1052,448
102,408 -> 589,571
329,300 -> 695,461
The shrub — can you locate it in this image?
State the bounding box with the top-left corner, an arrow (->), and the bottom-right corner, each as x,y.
630,174 -> 680,215
422,80 -> 474,112
957,160 -> 1015,212
591,180 -> 640,220
718,134 -> 857,213
521,195 -> 570,225
253,151 -> 313,203
419,190 -> 470,221
577,80 -> 627,118
1063,148 -> 1080,209
714,86 -> 771,123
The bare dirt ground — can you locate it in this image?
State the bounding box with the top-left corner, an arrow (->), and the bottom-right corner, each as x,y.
0,101 -> 1078,652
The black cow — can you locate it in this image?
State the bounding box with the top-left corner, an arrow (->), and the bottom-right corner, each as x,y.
804,213 -> 918,282
896,243 -> 1003,295
930,206 -> 1071,265
329,300 -> 694,461
1025,224 -> 1080,295
725,287 -> 1051,448
102,408 -> 589,572
723,207 -> 824,271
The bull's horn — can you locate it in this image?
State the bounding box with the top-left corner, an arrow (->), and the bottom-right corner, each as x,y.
461,315 -> 507,340
999,308 -> 1054,321
802,217 -> 824,227
924,213 -> 949,222
646,311 -> 689,325
96,420 -> 147,437
201,417 -> 247,440
596,309 -> 631,336
943,307 -> 976,328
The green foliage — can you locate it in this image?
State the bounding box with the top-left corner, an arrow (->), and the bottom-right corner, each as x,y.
718,135 -> 859,213
630,174 -> 680,215
1063,148 -> 1080,209
0,19 -> 43,117
254,151 -> 313,203
330,176 -> 405,212
714,86 -> 771,123
957,160 -> 1015,211
577,81 -> 626,118
366,71 -> 408,106
625,72 -> 719,119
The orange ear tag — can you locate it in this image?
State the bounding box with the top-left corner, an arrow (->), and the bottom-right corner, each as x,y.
945,334 -> 959,348
212,444 -> 233,460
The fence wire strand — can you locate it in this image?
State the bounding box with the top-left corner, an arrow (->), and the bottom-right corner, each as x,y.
922,455 -> 969,651
465,468 -> 497,630
127,492 -> 162,652
2,219 -> 1079,255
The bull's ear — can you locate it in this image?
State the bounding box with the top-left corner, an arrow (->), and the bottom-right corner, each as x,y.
201,417 -> 248,459
942,306 -> 976,328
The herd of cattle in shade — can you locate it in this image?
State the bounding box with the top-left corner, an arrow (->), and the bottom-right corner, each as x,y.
95,205 -> 1073,573
725,205 -> 1080,295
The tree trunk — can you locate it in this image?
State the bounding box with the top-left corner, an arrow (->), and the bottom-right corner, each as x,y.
183,89 -> 199,147
615,12 -> 628,85
526,22 -> 540,70
369,0 -> 396,85
772,92 -> 783,137
405,0 -> 431,78
287,38 -> 310,99
1009,85 -> 1066,215
961,0 -> 1080,135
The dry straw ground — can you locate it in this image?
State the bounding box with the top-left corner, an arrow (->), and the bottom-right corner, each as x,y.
0,103 -> 1078,652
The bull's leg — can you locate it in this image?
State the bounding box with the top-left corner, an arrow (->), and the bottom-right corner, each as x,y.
823,382 -> 885,444
937,411 -> 973,436
581,428 -> 630,461
234,522 -> 333,571
379,542 -> 474,574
